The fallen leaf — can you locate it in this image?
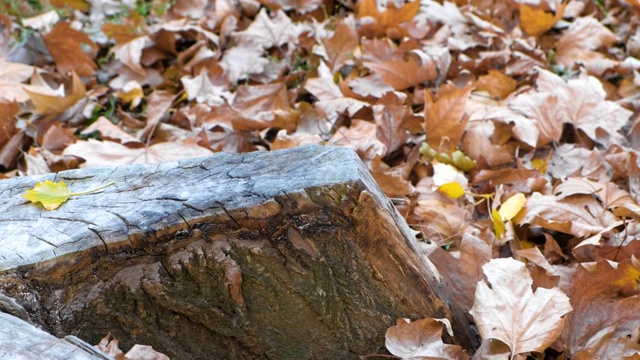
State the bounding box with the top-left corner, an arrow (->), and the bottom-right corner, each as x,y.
470,258 -> 572,357
23,71 -> 87,118
23,179 -> 114,210
385,318 -> 468,360
43,21 -> 98,77
361,38 -> 437,90
438,182 -> 465,199
63,138 -> 213,167
498,193 -> 526,222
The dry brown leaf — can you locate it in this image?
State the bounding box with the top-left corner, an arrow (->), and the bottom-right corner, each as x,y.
470,258 -> 572,357
385,318 -> 468,360
102,19 -> 149,75
373,91 -> 414,155
358,0 -> 420,39
475,70 -> 516,100
0,101 -> 18,149
563,260 -> 640,354
429,233 -> 492,312
23,71 -> 87,117
318,15 -> 359,73
43,21 -> 98,77
424,84 -> 473,153
361,38 -> 437,90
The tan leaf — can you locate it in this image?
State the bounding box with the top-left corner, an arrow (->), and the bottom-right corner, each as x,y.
63,138 -> 213,167
124,344 -> 170,360
0,58 -> 36,102
43,21 -> 98,77
82,117 -> 141,145
519,192 -> 619,238
470,258 -> 572,356
385,318 -> 468,360
555,17 -> 617,76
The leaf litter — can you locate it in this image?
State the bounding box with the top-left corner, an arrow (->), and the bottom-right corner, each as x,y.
4,0 -> 640,358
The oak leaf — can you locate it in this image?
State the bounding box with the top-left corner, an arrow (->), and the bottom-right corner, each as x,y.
470,258 -> 572,357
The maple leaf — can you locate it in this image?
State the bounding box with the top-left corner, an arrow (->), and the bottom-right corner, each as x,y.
361,38 -> 438,91
42,21 -> 98,77
385,318 -> 468,360
23,180 -> 114,210
470,258 -> 572,357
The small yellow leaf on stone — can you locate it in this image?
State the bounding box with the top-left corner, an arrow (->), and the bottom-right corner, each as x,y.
499,193 -> 526,222
23,180 -> 71,210
437,182 -> 465,199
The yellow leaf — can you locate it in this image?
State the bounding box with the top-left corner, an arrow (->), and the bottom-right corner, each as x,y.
499,193 -> 526,222
438,182 -> 465,199
23,180 -> 115,210
492,209 -> 505,240
23,180 -> 71,210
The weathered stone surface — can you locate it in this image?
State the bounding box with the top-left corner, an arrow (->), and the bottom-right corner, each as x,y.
0,312 -> 107,359
0,145 -> 477,359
